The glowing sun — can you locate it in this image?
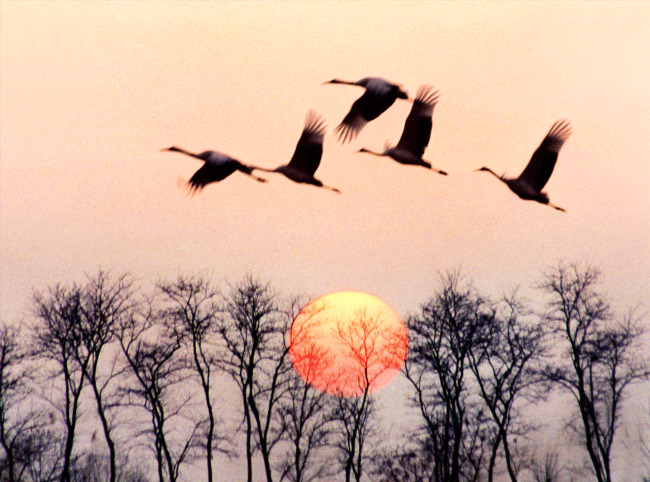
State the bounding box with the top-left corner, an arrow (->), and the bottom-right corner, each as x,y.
289,291 -> 408,397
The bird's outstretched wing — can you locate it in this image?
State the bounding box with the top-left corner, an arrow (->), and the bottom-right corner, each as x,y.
186,157 -> 240,194
335,87 -> 404,143
518,120 -> 571,191
396,86 -> 440,158
334,93 -> 373,144
287,111 -> 326,176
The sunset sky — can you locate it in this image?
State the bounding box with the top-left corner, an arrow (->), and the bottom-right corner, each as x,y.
1,0 -> 649,478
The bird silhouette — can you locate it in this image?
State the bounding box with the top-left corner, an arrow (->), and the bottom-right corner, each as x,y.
253,111 -> 341,193
161,146 -> 267,195
476,120 -> 571,212
356,85 -> 447,176
325,77 -> 408,143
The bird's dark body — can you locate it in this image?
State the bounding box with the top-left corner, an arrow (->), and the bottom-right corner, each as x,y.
275,166 -> 324,187
504,178 -> 551,203
251,111 -> 341,193
188,158 -> 249,188
476,120 -> 571,212
357,85 -> 447,175
161,146 -> 267,194
348,85 -> 408,123
327,76 -> 408,143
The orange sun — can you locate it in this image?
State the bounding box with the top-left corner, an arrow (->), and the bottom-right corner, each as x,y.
289,291 -> 408,397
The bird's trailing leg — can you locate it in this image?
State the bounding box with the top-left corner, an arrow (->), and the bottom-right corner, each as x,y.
423,158 -> 448,176
547,202 -> 566,213
248,173 -> 268,183
321,184 -> 341,194
314,178 -> 341,193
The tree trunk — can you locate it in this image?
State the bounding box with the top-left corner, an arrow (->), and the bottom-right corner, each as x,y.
89,380 -> 116,482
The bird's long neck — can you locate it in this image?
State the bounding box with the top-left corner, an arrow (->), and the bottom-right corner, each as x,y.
327,79 -> 356,86
478,167 -> 507,183
165,146 -> 200,159
357,148 -> 385,157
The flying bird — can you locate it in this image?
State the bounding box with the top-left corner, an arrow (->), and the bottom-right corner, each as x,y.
356,85 -> 447,176
253,111 -> 341,193
161,146 -> 267,195
325,77 -> 408,143
476,120 -> 572,212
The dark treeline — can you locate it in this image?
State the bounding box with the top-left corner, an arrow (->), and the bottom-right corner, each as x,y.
1,263 -> 648,481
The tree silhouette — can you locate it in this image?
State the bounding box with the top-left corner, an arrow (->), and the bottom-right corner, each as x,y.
0,322 -> 60,481
157,275 -> 232,482
217,276 -> 291,482
330,392 -> 377,482
31,282 -> 89,482
404,273 -> 492,482
369,439 -> 437,481
329,309 -> 406,482
1,265 -> 646,479
467,294 -> 548,481
541,262 -> 650,482
117,300 -> 200,482
73,271 -> 136,482
529,446 -> 564,482
277,302 -> 336,482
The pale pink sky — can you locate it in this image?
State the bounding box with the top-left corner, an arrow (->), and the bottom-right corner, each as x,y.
1,1 -> 649,478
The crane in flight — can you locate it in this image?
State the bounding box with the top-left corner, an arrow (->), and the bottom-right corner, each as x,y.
253,111 -> 341,193
324,77 -> 408,143
161,147 -> 267,195
476,120 -> 572,212
356,85 -> 447,176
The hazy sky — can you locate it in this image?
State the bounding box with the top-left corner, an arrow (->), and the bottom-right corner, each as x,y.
1,0 -> 649,478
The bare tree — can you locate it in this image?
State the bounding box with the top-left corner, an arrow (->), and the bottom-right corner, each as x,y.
0,322 -> 60,481
404,273 -> 492,482
74,271 -> 136,482
276,373 -> 333,482
19,426 -> 65,482
157,275 -> 232,481
466,294 -> 548,481
636,398 -> 650,481
117,301 -> 201,482
529,446 -> 564,482
328,309 -> 406,482
277,303 -> 336,482
218,276 -> 291,482
330,393 -> 377,482
369,438 -> 436,482
31,282 -> 89,481
541,262 -> 650,482
67,448 -> 151,482
0,322 -> 29,481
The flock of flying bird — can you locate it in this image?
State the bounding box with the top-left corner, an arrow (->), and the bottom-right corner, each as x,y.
162,77 -> 572,212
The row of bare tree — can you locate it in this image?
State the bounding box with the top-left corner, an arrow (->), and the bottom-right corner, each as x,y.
1,263 -> 648,481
